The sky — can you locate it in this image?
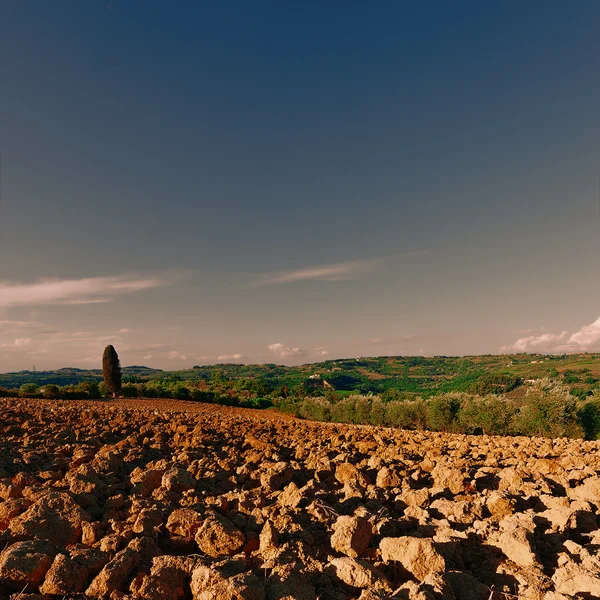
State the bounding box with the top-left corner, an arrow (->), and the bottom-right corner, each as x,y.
1,1 -> 600,371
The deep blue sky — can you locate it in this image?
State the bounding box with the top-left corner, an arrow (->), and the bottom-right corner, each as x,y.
1,1 -> 600,369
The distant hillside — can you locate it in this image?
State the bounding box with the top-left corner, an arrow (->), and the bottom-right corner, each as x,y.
0,365 -> 164,387
2,353 -> 600,399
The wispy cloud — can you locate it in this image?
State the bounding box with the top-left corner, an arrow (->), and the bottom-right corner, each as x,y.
251,259 -> 377,286
0,274 -> 168,308
0,320 -> 42,329
269,343 -> 307,358
250,251 -> 428,286
502,316 -> 600,354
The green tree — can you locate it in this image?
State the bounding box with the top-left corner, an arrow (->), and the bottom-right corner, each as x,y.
511,378 -> 582,438
19,383 -> 39,398
102,345 -> 122,398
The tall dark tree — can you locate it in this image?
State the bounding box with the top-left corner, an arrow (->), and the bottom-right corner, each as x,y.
102,345 -> 122,398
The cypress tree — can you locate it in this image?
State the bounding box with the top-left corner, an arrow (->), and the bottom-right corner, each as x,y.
102,345 -> 122,398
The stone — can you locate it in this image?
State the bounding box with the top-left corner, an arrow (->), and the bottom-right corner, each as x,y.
166,508 -> 203,539
195,512 -> 245,557
162,467 -> 197,493
7,491 -> 90,546
190,563 -> 265,600
335,462 -> 369,488
130,466 -> 166,495
86,537 -> 159,598
379,537 -> 445,579
130,555 -> 196,600
39,553 -> 89,595
376,466 -> 403,488
0,540 -> 56,591
260,462 -> 293,491
328,557 -> 390,591
330,515 -> 372,558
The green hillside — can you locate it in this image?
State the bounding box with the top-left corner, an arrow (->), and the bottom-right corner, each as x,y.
2,353 -> 600,400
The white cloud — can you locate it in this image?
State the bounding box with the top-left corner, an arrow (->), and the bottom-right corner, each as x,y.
566,316 -> 600,350
269,343 -> 307,358
14,338 -> 32,347
0,274 -> 167,308
167,350 -> 187,360
216,353 -> 243,361
502,316 -> 600,354
144,353 -> 153,360
314,347 -> 329,356
502,331 -> 568,353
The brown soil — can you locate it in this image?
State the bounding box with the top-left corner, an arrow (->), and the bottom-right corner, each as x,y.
1,397 -> 600,599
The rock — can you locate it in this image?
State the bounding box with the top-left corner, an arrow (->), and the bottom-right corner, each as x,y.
328,557 -> 390,591
486,491 -> 515,518
259,519 -> 279,553
335,462 -> 369,488
132,507 -> 165,535
0,497 -> 31,530
130,466 -> 166,495
278,482 -> 303,508
431,465 -> 466,495
7,491 -> 90,546
376,466 -> 403,488
0,481 -> 22,500
552,558 -> 600,596
569,476 -> 600,503
39,553 -> 89,595
488,516 -> 537,568
267,572 -> 316,600
0,540 -> 56,590
190,562 -> 265,600
86,537 -> 159,598
130,555 -> 196,600
379,537 -> 445,579
195,512 -> 245,557
82,521 -> 105,545
260,462 -> 293,491
330,515 -> 372,558
162,468 -> 197,493
166,508 -> 203,539
445,571 -> 489,600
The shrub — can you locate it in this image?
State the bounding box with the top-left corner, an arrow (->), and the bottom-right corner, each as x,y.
248,397 -> 273,409
170,383 -> 191,400
427,394 -> 462,432
298,397 -> 332,422
370,397 -> 386,426
457,394 -> 513,436
144,382 -> 170,398
189,388 -> 215,403
331,397 -> 357,423
42,384 -> 61,400
121,383 -> 139,398
19,383 -> 39,398
385,399 -> 427,429
511,378 -> 583,438
354,395 -> 372,424
0,387 -> 14,398
76,381 -> 101,399
578,390 -> 600,440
